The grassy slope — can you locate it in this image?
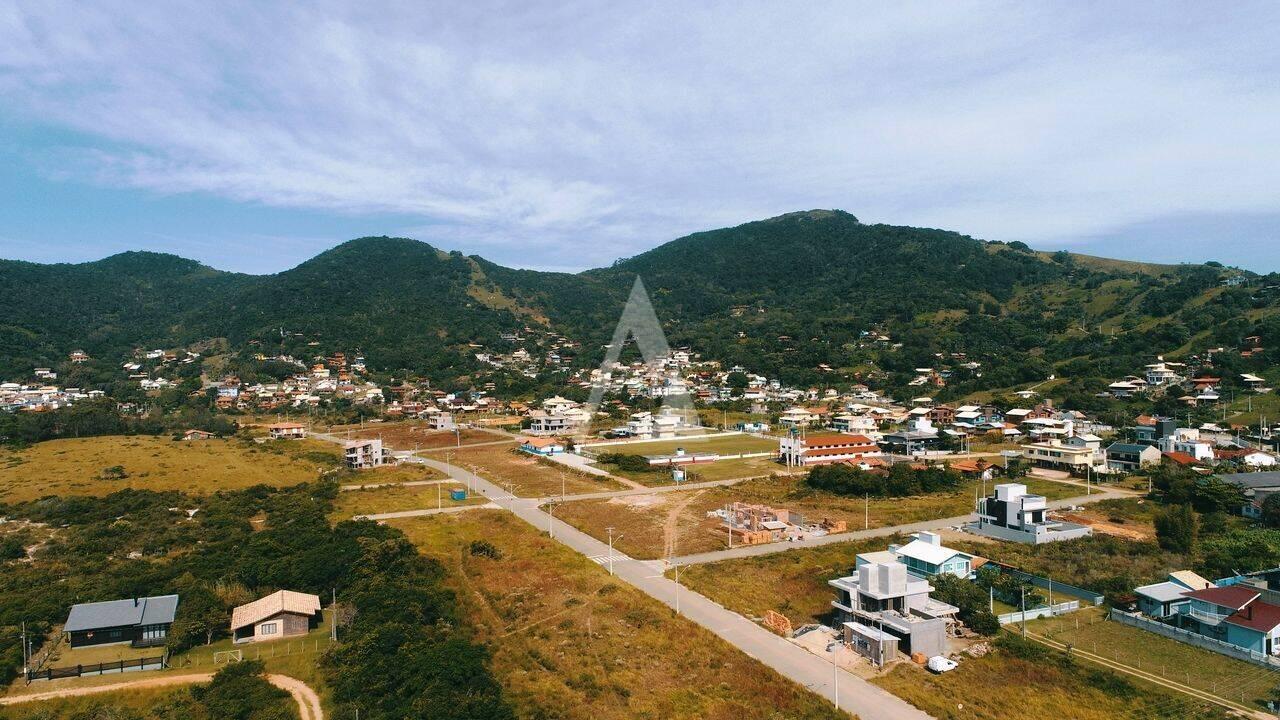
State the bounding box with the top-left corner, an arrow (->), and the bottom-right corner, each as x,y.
389,510 -> 848,720
0,436 -> 341,503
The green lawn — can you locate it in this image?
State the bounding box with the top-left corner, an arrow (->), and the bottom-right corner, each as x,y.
874,633 -> 1232,720
1028,606 -> 1277,711
585,433 -> 779,457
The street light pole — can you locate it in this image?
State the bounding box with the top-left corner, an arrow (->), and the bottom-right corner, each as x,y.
606,527 -> 616,576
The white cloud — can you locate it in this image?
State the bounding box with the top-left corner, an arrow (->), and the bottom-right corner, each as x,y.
2,0 -> 1280,270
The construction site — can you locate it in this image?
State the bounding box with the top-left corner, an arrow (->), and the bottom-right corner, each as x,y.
710,501 -> 848,546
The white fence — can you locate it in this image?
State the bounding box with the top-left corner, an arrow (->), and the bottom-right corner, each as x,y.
1110,608 -> 1280,669
998,600 -> 1080,625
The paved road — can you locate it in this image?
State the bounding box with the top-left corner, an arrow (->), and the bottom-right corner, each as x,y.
0,673 -> 324,719
671,487 -> 1131,566
404,454 -> 930,720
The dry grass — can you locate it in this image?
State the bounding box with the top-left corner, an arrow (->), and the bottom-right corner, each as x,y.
331,481 -> 487,519
337,463 -> 448,487
586,434 -> 779,457
873,634 -> 1227,720
388,510 -> 848,720
679,536 -> 908,627
0,686 -> 191,718
597,456 -> 800,487
554,477 -> 1081,560
444,443 -> 627,496
0,436 -> 340,503
332,420 -> 508,451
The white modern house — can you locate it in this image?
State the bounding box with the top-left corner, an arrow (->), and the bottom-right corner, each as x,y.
972,483 -> 1092,544
829,560 -> 958,659
856,531 -> 974,579
344,438 -> 386,469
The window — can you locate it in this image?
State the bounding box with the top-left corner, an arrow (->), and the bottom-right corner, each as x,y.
260,622 -> 278,635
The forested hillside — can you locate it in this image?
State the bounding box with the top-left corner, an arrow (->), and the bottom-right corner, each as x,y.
2,210 -> 1276,390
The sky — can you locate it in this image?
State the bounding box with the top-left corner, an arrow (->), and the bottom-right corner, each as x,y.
2,2 -> 1279,275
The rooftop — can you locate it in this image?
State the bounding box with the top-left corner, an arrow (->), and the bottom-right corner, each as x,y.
1183,586 -> 1260,610
65,595 -> 180,632
231,590 -> 321,631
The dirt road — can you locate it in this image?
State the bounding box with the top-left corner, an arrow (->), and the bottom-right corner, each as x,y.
0,672 -> 324,719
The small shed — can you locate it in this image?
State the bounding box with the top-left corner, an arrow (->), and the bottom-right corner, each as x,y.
843,621 -> 898,663
231,590 -> 322,643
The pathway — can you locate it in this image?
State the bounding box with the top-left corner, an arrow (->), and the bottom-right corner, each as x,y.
0,673 -> 324,719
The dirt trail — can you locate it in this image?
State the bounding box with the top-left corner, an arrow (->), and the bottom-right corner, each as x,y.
0,672 -> 324,719
662,489 -> 707,557
267,673 -> 324,720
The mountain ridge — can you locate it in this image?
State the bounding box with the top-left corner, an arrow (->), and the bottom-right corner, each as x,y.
1,211 -> 1273,390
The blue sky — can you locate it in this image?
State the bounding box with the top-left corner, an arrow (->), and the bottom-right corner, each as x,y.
2,1 -> 1279,274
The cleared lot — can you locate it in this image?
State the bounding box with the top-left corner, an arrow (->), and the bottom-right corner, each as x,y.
388,510 -> 847,720
0,435 -> 339,502
444,443 -> 627,496
554,476 -> 1080,561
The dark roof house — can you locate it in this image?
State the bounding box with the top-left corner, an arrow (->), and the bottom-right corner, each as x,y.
64,595 -> 179,649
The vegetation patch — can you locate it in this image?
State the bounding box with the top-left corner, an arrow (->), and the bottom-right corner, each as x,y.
389,510 -> 847,720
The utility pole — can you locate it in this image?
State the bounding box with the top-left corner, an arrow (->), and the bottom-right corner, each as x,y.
833,655 -> 840,710
864,494 -> 869,530
675,561 -> 681,615
331,589 -> 337,641
1021,586 -> 1027,637
606,527 -> 617,576
547,502 -> 556,539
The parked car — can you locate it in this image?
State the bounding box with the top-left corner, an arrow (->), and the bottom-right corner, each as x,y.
926,656 -> 957,674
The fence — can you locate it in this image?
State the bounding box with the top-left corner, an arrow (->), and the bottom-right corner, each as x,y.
27,653 -> 167,682
1110,608 -> 1280,669
999,601 -> 1079,625
999,567 -> 1104,606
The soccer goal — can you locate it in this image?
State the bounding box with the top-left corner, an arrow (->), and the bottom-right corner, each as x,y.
212,649 -> 243,664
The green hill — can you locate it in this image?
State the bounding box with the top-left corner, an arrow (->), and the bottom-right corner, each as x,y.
1,212 -> 1275,391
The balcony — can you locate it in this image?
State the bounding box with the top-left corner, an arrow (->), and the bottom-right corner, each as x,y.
1187,607 -> 1230,626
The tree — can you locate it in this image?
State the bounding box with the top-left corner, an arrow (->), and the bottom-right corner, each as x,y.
1263,494 -> 1280,529
1155,504 -> 1198,553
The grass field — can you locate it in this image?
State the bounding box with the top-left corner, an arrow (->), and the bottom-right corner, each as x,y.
331,481 -> 488,519
873,633 -> 1231,720
0,436 -> 341,503
593,454 -> 799,487
679,535 -> 908,627
0,686 -> 192,718
1224,390 -> 1280,427
445,443 -> 627,496
554,476 -> 1081,561
336,463 -> 448,488
944,533 -> 1191,596
388,510 -> 847,720
333,421 -> 508,451
1028,606 -> 1277,710
585,433 -> 779,457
